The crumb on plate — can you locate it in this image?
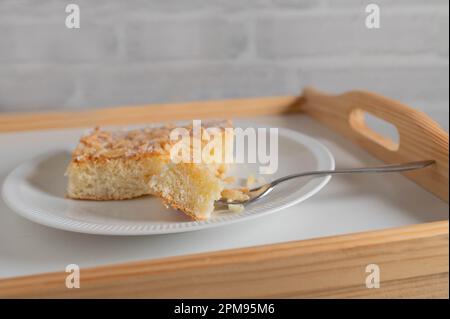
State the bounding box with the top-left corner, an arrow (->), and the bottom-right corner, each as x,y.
228,204 -> 245,213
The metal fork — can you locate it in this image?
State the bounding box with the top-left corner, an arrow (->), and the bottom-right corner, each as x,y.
218,160 -> 435,205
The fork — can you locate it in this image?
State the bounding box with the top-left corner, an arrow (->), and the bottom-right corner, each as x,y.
218,160 -> 435,205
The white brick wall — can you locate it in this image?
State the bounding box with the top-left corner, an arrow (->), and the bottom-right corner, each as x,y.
0,0 -> 448,130
123,18 -> 247,61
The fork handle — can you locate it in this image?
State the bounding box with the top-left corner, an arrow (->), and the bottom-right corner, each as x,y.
272,160 -> 435,186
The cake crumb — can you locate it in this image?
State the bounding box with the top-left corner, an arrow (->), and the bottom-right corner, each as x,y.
228,204 -> 244,213
246,175 -> 256,187
221,188 -> 250,202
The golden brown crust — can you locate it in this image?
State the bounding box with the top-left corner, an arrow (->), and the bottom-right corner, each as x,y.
72,120 -> 232,164
72,126 -> 173,163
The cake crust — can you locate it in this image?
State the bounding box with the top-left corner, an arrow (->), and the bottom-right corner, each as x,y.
72,125 -> 175,164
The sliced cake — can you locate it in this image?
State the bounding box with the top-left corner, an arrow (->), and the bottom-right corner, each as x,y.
66,120 -> 233,201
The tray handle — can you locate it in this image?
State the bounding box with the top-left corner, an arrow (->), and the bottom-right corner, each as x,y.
301,87 -> 449,203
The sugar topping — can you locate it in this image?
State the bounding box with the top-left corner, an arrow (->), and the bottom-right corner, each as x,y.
72,120 -> 232,162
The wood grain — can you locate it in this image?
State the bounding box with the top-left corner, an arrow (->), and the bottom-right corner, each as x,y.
301,87 -> 449,203
0,96 -> 302,132
0,88 -> 447,298
0,221 -> 447,298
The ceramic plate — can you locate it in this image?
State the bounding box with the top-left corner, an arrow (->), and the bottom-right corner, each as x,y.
2,123 -> 334,235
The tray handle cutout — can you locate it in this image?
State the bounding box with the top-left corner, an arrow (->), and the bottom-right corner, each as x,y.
349,108 -> 400,152
301,87 -> 449,203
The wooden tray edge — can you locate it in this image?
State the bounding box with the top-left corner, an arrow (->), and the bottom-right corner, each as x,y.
0,220 -> 447,298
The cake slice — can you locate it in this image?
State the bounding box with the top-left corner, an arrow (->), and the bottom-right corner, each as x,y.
149,163 -> 224,220
66,120 -> 232,201
66,126 -> 172,200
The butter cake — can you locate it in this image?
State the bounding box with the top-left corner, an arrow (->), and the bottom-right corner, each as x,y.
66,121 -> 233,201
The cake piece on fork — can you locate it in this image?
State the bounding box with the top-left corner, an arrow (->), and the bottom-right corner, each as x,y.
149,162 -> 225,220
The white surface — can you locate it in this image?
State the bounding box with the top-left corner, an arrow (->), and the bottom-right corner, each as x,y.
1,126 -> 334,235
0,114 -> 448,278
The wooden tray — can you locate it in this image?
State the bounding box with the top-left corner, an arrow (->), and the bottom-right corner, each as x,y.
0,87 -> 448,298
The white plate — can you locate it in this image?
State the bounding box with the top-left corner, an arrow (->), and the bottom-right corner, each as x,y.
2,125 -> 334,235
